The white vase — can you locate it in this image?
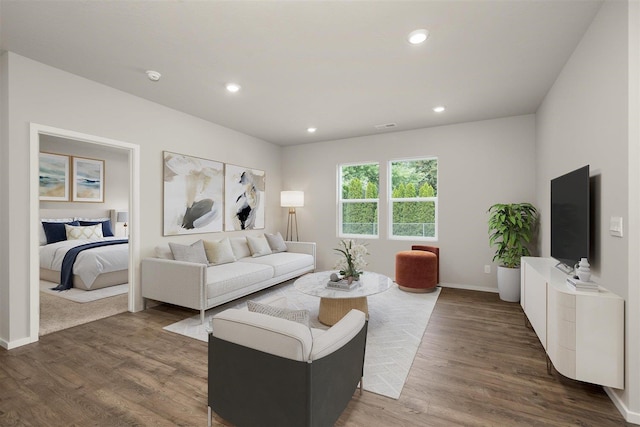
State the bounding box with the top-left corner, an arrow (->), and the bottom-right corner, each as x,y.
576,258 -> 591,282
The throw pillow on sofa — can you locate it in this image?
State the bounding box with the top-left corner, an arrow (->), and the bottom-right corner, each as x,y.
265,231 -> 288,253
247,235 -> 273,258
169,240 -> 209,264
247,300 -> 310,327
204,238 -> 237,265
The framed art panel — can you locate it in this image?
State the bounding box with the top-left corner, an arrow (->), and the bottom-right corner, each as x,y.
163,151 -> 224,235
72,156 -> 104,202
224,163 -> 265,231
39,152 -> 70,201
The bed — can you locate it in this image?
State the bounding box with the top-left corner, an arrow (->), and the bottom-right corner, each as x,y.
39,209 -> 129,291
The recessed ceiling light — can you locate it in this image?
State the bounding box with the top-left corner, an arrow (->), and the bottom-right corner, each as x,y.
226,83 -> 241,93
146,70 -> 161,81
307,127 -> 317,133
433,105 -> 446,113
408,29 -> 429,45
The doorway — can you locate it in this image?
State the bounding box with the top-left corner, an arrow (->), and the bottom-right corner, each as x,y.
29,123 -> 141,341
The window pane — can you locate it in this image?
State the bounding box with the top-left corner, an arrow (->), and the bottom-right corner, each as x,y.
342,202 -> 378,236
392,201 -> 435,237
390,158 -> 438,239
341,164 -> 379,199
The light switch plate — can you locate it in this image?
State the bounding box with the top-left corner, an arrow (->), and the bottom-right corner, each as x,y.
610,216 -> 623,237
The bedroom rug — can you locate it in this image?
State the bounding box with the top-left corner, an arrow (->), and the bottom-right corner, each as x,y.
40,280 -> 129,303
163,280 -> 441,399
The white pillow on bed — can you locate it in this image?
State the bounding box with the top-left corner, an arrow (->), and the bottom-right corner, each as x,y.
40,218 -> 74,245
65,223 -> 104,240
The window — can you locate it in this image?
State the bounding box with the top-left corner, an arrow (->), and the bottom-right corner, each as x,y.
389,158 -> 438,240
338,163 -> 379,237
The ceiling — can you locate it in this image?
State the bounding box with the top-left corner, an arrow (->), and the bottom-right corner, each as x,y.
0,1 -> 602,146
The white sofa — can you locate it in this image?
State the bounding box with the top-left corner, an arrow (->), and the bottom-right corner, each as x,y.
141,237 -> 315,322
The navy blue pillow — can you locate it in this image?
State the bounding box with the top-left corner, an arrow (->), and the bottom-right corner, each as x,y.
79,220 -> 114,237
42,221 -> 80,244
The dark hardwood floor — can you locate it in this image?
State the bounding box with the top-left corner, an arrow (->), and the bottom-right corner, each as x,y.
0,288 -> 629,426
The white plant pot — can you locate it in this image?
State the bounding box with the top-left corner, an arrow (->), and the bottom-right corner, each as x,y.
497,266 -> 521,302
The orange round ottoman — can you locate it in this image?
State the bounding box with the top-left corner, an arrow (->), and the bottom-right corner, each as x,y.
395,247 -> 439,293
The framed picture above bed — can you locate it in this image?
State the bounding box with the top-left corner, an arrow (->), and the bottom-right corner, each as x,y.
39,152 -> 70,201
163,151 -> 224,235
224,163 -> 265,231
72,156 -> 105,202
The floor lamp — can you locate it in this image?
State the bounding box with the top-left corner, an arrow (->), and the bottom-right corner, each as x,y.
280,191 -> 304,241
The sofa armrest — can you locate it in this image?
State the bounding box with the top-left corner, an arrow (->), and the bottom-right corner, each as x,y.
285,241 -> 316,268
310,309 -> 366,361
141,257 -> 207,311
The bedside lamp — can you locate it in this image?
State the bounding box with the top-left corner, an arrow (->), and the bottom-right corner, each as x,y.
117,211 -> 129,237
280,191 -> 304,241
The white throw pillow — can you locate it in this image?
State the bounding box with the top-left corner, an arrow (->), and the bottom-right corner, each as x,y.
265,232 -> 288,253
154,245 -> 174,260
65,224 -> 104,240
247,300 -> 310,327
203,238 -> 237,265
169,240 -> 209,264
230,237 -> 251,259
247,235 -> 273,258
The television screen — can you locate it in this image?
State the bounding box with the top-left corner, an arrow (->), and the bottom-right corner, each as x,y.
551,165 -> 590,271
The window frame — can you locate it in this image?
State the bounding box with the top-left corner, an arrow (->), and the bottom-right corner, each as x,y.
337,161 -> 380,239
388,157 -> 438,241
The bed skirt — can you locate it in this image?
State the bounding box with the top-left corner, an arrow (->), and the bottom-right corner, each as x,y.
40,268 -> 128,291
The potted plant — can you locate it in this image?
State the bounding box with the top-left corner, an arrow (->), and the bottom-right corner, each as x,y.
488,202 -> 538,302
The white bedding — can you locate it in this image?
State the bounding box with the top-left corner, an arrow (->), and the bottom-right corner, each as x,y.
39,237 -> 129,289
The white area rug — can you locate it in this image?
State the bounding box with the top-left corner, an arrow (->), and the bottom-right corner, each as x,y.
40,280 -> 129,303
163,281 -> 440,399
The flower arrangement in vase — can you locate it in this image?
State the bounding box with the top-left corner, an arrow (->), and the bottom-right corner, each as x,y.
334,239 -> 368,283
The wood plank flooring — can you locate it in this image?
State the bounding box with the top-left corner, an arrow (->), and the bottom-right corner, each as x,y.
0,288 -> 630,426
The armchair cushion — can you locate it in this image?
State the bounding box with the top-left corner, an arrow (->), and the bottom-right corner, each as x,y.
310,309 -> 366,360
247,300 -> 310,327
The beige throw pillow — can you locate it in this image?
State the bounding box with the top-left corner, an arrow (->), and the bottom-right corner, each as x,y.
203,238 -> 237,265
65,224 -> 103,240
246,235 -> 273,258
247,300 -> 310,327
265,232 -> 288,253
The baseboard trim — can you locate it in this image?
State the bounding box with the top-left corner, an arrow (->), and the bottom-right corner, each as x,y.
0,335 -> 38,350
440,282 -> 499,294
604,387 -> 640,424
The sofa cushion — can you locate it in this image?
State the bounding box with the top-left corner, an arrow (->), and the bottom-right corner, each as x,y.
206,262 -> 273,299
265,232 -> 288,253
238,252 -> 314,277
204,238 -> 237,265
247,235 -> 272,257
169,240 -> 208,264
230,237 -> 251,259
247,300 -> 310,327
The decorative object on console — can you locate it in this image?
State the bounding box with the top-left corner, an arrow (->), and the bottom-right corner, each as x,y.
334,239 -> 368,282
116,211 -> 128,237
280,190 -> 304,241
487,202 -> 538,302
163,151 -> 224,235
575,257 -> 591,282
39,152 -> 70,201
225,163 -> 265,231
72,156 -> 104,202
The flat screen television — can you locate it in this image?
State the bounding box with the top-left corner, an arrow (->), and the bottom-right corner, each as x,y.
551,165 -> 590,273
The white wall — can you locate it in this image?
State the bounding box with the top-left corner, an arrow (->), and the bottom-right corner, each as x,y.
536,0 -> 638,420
282,114 -> 536,291
0,52 -> 283,347
39,135 -> 130,228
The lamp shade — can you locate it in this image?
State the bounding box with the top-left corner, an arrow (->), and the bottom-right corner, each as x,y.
116,211 -> 129,223
280,191 -> 304,208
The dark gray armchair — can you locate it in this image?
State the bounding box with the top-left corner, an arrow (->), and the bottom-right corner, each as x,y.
208,305 -> 367,427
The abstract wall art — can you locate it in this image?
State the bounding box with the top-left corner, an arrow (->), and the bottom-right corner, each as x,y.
224,164 -> 265,230
39,152 -> 70,201
72,156 -> 104,202
163,151 -> 224,235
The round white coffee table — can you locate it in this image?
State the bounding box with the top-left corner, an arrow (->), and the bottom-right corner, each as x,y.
294,271 -> 392,326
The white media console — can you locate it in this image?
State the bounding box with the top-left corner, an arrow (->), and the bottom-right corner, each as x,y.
520,257 -> 624,389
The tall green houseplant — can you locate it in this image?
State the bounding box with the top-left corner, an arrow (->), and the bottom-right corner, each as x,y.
488,203 -> 538,268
